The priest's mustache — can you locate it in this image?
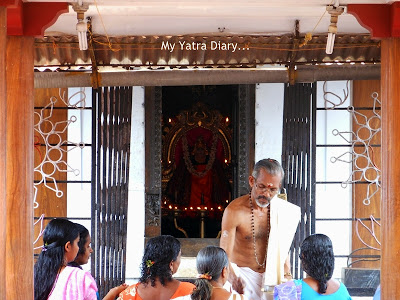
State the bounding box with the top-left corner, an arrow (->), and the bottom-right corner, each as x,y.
257,195 -> 271,201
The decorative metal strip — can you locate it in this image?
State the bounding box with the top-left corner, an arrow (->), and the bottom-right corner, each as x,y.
281,83 -> 316,279
330,92 -> 381,206
33,89 -> 87,208
91,86 -> 133,298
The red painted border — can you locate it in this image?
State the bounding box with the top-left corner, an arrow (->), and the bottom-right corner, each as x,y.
391,2 -> 400,37
1,0 -> 18,6
6,1 -> 23,35
23,3 -> 69,37
5,0 -> 68,37
347,4 -> 390,38
348,3 -> 400,38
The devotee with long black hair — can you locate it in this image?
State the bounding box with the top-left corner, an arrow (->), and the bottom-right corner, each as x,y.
117,235 -> 194,300
34,218 -> 98,300
273,234 -> 352,299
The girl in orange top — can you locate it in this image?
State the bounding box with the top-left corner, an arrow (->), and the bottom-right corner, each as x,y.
117,235 -> 194,300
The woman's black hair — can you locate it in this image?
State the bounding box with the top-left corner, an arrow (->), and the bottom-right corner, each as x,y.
191,246 -> 229,300
139,235 -> 181,287
34,218 -> 80,300
300,234 -> 335,294
67,223 -> 90,269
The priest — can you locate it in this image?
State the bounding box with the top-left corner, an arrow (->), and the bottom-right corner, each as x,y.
220,158 -> 300,300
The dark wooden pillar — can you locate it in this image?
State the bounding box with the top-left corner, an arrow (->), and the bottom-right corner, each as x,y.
348,3 -> 400,299
6,35 -> 35,299
381,38 -> 400,299
0,6 -> 7,299
144,86 -> 162,237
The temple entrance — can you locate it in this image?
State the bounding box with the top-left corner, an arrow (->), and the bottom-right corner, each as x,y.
161,86 -> 234,238
144,84 -> 254,245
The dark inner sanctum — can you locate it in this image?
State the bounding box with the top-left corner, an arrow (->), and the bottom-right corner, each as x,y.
161,85 -> 235,238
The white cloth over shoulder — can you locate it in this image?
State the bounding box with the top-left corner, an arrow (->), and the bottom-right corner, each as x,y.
264,196 -> 301,287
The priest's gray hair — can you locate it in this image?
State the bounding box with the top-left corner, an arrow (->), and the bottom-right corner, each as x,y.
252,158 -> 284,180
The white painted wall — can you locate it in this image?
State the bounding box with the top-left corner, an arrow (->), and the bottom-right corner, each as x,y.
255,83 -> 284,163
125,86 -> 146,282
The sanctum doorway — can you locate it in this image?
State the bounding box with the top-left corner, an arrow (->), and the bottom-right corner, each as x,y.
144,85 -> 255,253
162,87 -> 233,238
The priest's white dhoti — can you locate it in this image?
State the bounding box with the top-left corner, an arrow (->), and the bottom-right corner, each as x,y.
224,262 -> 266,300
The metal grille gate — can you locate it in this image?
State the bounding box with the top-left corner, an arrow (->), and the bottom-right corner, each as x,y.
281,83 -> 316,279
91,86 -> 133,297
